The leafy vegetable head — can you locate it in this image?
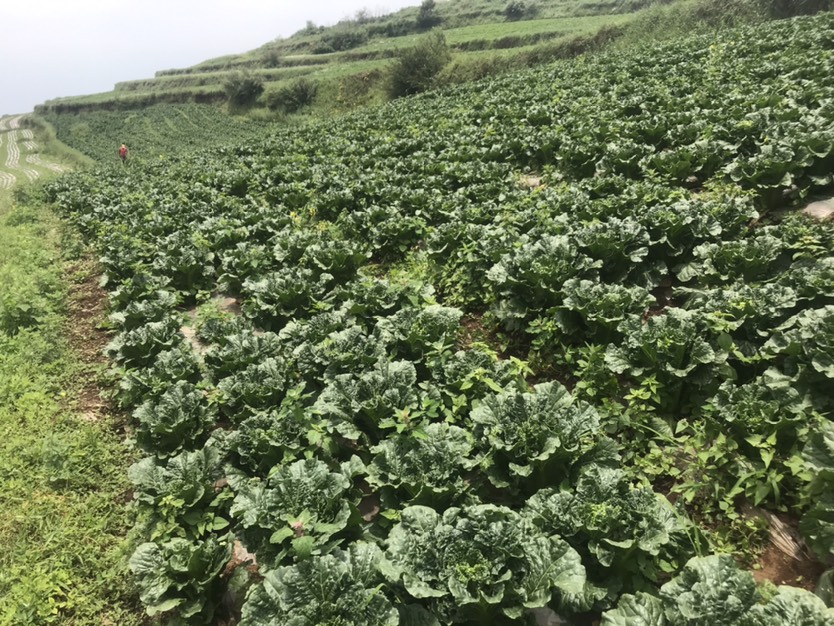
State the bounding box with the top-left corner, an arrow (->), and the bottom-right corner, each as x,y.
487,234 -> 600,327
471,382 -> 602,488
314,358 -> 427,441
227,385 -> 327,476
106,316 -> 184,368
118,343 -> 202,409
801,419 -> 834,562
605,308 -> 725,381
383,504 -> 585,621
602,554 -> 834,626
676,232 -> 786,284
230,458 -> 357,566
204,329 -> 282,381
240,542 -> 398,626
367,422 -> 479,506
764,305 -> 834,382
525,464 -> 687,581
215,356 -> 293,420
130,444 -> 229,540
133,381 -> 217,459
375,304 -> 463,361
129,535 -> 232,625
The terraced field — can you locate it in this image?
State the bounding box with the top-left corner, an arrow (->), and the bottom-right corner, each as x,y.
43,104 -> 275,163
36,1 -> 650,115
0,115 -> 67,188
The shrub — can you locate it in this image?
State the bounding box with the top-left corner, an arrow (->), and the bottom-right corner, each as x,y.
313,24 -> 369,54
262,49 -> 281,68
389,30 -> 451,98
223,71 -> 264,107
505,0 -> 536,20
763,0 -> 833,16
417,0 -> 441,28
264,78 -> 318,113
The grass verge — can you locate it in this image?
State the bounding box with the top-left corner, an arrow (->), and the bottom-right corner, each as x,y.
0,188 -> 143,626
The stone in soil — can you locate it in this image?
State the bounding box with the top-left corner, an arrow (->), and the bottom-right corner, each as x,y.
802,199 -> 834,221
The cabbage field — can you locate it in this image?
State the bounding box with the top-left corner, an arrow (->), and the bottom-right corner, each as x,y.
46,11 -> 834,626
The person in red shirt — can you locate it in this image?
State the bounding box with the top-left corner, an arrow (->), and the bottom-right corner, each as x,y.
119,143 -> 129,163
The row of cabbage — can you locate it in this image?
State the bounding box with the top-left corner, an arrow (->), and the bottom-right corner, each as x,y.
45,11 -> 834,626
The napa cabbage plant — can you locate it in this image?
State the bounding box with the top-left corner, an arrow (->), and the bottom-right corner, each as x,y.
639,192 -> 758,261
800,419 -> 834,564
605,308 -> 727,382
678,282 -> 797,335
117,343 -> 202,409
105,270 -> 172,310
218,240 -> 273,293
314,325 -> 387,380
366,422 -> 479,506
130,444 -> 230,540
194,310 -> 250,346
642,139 -> 729,184
704,378 -> 813,443
239,542 -> 399,626
314,358 -> 439,441
429,345 -> 527,418
382,504 -> 586,622
299,237 -> 371,281
242,268 -> 335,329
332,275 -> 434,322
727,141 -> 815,191
129,534 -> 232,626
109,289 -> 180,330
780,257 -> 834,301
601,554 -> 834,625
676,232 -> 786,284
572,217 -> 650,276
487,234 -> 600,328
203,330 -> 282,381
375,304 -> 463,361
763,305 -> 834,382
525,464 -> 689,604
106,316 -> 184,368
547,278 -> 654,341
280,311 -> 385,382
339,204 -> 427,259
471,382 -> 602,490
133,381 -> 217,458
230,458 -> 358,566
151,230 -> 217,293
226,384 -> 331,476
427,221 -> 516,308
215,355 -> 293,420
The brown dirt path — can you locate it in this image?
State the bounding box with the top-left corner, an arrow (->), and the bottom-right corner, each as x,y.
64,260 -> 113,422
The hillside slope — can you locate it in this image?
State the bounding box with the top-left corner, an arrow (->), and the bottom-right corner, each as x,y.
36,0 -> 664,115
44,10 -> 834,626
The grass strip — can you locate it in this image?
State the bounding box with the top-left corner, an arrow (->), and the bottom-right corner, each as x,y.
0,190 -> 143,626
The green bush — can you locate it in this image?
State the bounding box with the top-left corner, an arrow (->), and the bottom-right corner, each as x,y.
223,71 -> 264,107
762,0 -> 833,16
417,0 -> 441,28
504,0 -> 537,21
264,78 -> 318,113
312,24 -> 369,54
389,30 -> 451,98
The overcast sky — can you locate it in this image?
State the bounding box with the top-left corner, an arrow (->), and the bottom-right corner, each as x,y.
0,0 -> 421,115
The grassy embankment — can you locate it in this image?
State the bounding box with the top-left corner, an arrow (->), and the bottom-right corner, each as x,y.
0,160 -> 141,625
36,0 -> 656,116
35,0 -> 806,126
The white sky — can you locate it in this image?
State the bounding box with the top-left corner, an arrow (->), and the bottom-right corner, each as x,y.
0,0 -> 420,115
